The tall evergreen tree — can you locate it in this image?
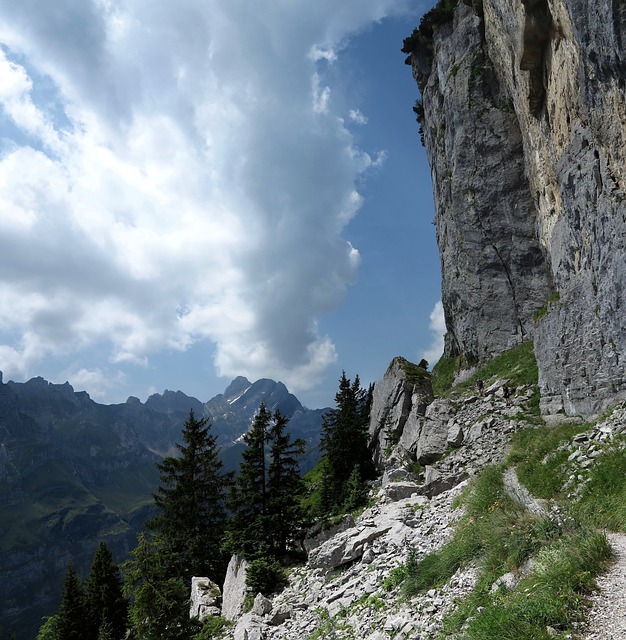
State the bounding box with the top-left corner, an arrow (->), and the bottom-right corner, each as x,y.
123,532 -> 197,640
123,410 -> 227,639
319,372 -> 375,514
148,409 -> 228,580
225,403 -> 272,558
226,405 -> 306,560
56,563 -> 89,640
267,411 -> 306,557
85,541 -> 128,640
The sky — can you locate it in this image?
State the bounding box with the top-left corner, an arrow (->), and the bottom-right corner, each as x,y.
0,0 -> 443,409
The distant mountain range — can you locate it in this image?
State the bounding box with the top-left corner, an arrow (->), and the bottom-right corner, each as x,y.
0,372 -> 328,640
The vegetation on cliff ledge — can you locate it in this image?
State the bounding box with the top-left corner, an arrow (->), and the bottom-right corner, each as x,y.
402,0 -> 460,59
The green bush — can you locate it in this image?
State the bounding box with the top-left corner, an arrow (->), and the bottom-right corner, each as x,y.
246,557 -> 286,595
401,0 -> 460,54
193,617 -> 229,640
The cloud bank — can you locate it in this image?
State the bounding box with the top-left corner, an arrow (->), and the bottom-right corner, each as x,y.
0,0 -> 411,394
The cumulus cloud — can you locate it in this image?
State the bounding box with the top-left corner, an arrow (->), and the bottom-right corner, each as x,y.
420,301 -> 446,366
0,0 -> 411,394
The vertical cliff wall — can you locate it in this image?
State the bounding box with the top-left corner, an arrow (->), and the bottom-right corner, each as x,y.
408,0 -> 626,417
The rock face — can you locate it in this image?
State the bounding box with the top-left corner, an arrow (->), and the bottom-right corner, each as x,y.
408,0 -> 626,418
368,357 -> 434,468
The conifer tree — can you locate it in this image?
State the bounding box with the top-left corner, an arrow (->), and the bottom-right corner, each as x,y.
56,563 -> 89,640
85,541 -> 128,640
226,405 -> 306,560
148,409 -> 228,580
123,532 -> 196,640
123,410 -> 227,639
319,372 -> 375,514
225,403 -> 272,558
267,411 -> 306,556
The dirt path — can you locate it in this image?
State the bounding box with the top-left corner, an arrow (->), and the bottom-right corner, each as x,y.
581,532 -> 626,639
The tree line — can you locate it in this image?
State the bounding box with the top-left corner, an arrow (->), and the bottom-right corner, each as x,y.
36,372 -> 375,640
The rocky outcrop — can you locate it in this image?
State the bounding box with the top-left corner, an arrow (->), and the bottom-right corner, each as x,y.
221,555 -> 249,622
408,0 -> 626,418
368,357 -> 434,468
190,577 -> 222,621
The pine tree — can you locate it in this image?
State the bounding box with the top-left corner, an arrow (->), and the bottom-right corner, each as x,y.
319,372 -> 375,514
35,616 -> 59,640
56,563 -> 89,640
226,405 -> 307,561
225,403 -> 272,558
85,541 -> 128,640
148,409 -> 228,581
267,410 -> 306,557
123,410 -> 227,639
123,532 -> 197,640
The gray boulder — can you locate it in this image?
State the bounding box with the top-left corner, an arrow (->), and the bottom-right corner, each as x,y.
222,554 -> 249,622
189,577 -> 221,621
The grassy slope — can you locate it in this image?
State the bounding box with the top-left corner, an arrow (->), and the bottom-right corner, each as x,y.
396,342 -> 622,639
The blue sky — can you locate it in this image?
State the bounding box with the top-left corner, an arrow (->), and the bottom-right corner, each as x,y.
0,0 -> 443,409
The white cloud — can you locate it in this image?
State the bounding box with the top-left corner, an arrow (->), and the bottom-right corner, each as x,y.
61,367 -> 128,401
349,108 -> 368,125
420,301 -> 446,366
0,0 -> 411,394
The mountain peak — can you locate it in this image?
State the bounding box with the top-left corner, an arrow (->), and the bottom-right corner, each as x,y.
223,377 -> 252,402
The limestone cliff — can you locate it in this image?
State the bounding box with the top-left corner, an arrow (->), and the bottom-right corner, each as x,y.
406,0 -> 626,418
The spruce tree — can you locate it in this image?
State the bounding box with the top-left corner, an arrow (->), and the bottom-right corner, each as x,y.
56,563 -> 89,640
225,403 -> 272,558
85,541 -> 128,640
124,410 -> 227,639
267,411 -> 306,557
226,405 -> 306,561
319,372 -> 375,514
148,409 -> 228,581
123,532 -> 197,640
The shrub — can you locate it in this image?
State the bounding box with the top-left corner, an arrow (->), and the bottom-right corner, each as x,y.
246,557 -> 286,595
402,0 -> 460,54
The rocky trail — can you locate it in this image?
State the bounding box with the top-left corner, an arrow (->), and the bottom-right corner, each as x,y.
581,532 -> 626,640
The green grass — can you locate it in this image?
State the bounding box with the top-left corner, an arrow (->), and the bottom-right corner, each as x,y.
446,528 -> 611,639
507,423 -> 590,498
389,356 -> 430,384
534,292 -> 561,322
396,464 -> 612,640
432,341 -> 538,399
575,444 -> 626,530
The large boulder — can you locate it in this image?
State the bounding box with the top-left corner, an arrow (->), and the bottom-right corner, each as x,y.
222,555 -> 249,622
190,577 -> 221,621
307,522 -> 393,569
415,399 -> 456,465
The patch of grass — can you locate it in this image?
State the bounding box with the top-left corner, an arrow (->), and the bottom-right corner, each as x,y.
507,423 -> 590,499
387,356 -> 430,385
468,62 -> 486,90
403,466 -> 539,595
575,444 -> 626,530
193,617 -> 230,640
434,341 -> 538,399
431,354 -> 464,396
450,528 -> 611,639
534,292 -> 561,322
